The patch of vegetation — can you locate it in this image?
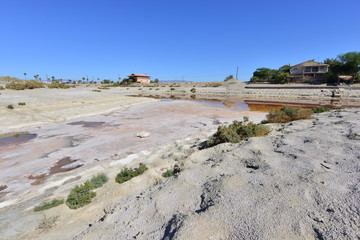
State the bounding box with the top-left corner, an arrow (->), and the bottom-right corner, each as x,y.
265,107 -> 313,123
7,104 -> 14,109
311,106 -> 332,113
34,199 -> 64,212
170,88 -> 175,91
163,169 -> 174,178
115,163 -> 148,184
224,75 -> 234,81
18,102 -> 26,106
0,86 -> 5,90
190,94 -> 196,99
37,215 -> 60,233
138,88 -> 142,90
206,117 -> 271,148
92,89 -> 101,92
66,180 -> 96,209
90,173 -> 108,189
5,80 -> 45,90
155,88 -> 159,91
98,86 -> 110,90
48,82 -> 70,89
190,88 -> 196,93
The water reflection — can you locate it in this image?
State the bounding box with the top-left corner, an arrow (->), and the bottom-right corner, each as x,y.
0,132 -> 37,147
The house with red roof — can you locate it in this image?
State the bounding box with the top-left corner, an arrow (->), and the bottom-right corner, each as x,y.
128,73 -> 151,84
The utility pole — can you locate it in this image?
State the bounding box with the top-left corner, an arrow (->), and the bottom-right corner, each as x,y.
236,66 -> 239,79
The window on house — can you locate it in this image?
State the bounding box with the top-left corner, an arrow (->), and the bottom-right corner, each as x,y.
304,67 -> 311,72
319,66 -> 326,72
312,67 -> 319,72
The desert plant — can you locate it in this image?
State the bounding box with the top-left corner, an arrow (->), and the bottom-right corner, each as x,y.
92,89 -> 101,92
190,88 -> 196,93
163,169 -> 174,178
265,107 -> 312,123
7,104 -> 14,109
66,180 -> 96,209
5,80 -> 44,90
48,82 -> 70,89
36,215 -> 59,233
207,118 -> 270,148
90,173 -> 108,189
311,106 -> 332,113
190,94 -> 196,99
0,86 -> 5,90
34,199 -> 64,212
115,163 -> 148,184
170,88 -> 175,91
18,102 -> 26,106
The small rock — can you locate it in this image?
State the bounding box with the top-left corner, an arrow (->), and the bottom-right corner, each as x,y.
136,131 -> 151,138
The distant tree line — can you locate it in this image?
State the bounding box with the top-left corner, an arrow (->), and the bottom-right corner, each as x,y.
250,51 -> 360,84
250,64 -> 291,84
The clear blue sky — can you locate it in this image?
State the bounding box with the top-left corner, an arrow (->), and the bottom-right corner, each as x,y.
1,0 -> 359,82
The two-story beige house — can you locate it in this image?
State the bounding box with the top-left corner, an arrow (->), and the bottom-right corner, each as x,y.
128,73 -> 151,84
290,60 -> 329,83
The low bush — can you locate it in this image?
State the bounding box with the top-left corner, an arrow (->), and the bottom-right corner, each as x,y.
190,88 -> 196,93
34,199 -> 64,212
66,181 -> 96,209
170,88 -> 175,91
207,117 -> 271,148
0,86 -> 5,90
163,169 -> 174,178
48,82 -> 70,89
90,173 -> 108,189
190,94 -> 196,99
311,106 -> 332,113
115,163 -> 147,184
7,104 -> 14,109
36,215 -> 59,233
5,82 -> 26,90
92,89 -> 101,92
265,107 -> 312,123
5,80 -> 45,90
18,102 -> 26,106
97,86 -> 110,90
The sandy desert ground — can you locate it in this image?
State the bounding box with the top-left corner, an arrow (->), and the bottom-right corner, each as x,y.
0,86 -> 359,240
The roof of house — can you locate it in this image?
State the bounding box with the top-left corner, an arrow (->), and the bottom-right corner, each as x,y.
128,73 -> 150,77
291,60 -> 328,67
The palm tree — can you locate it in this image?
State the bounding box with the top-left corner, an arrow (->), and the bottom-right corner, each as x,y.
23,73 -> 27,80
51,76 -> 55,82
33,75 -> 39,81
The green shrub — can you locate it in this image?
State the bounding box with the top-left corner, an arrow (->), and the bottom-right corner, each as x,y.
0,86 -> 5,90
7,104 -> 14,109
48,82 -> 70,89
90,173 -> 108,189
265,107 -> 312,123
66,180 -> 96,209
34,199 -> 64,212
207,117 -> 270,148
18,102 -> 26,106
170,88 -> 175,91
97,86 -> 110,90
5,80 -> 45,90
92,89 -> 101,92
311,106 -> 332,113
115,163 -> 148,184
163,169 -> 174,178
25,80 -> 45,89
190,88 -> 196,93
5,82 -> 26,90
190,94 -> 196,99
